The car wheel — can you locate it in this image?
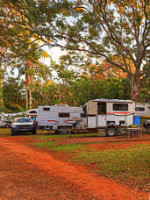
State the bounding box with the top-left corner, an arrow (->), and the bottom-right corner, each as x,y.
146,126 -> 150,134
32,129 -> 36,135
106,127 -> 117,137
11,130 -> 15,136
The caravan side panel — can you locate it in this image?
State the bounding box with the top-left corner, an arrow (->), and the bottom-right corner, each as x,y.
87,116 -> 97,128
38,105 -> 86,129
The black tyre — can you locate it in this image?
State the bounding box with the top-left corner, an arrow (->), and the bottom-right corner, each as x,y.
32,129 -> 36,135
106,127 -> 117,137
54,130 -> 60,134
5,124 -> 10,128
146,126 -> 150,134
11,130 -> 15,136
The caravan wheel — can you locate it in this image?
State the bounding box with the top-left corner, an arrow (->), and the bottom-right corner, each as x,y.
106,127 -> 117,137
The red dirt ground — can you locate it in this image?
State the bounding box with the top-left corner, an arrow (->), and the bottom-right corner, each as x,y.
0,135 -> 149,200
87,140 -> 150,150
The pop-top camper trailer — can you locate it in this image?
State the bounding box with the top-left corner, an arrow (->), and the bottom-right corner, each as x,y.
37,104 -> 86,131
83,99 -> 135,136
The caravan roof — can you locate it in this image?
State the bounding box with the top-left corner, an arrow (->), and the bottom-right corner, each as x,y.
89,99 -> 133,103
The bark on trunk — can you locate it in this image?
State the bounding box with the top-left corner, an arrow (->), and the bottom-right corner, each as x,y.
26,87 -> 29,110
29,88 -> 32,109
130,76 -> 141,102
0,64 -> 3,104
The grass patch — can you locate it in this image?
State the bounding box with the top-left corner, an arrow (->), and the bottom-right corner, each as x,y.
35,141 -> 86,152
71,144 -> 150,190
52,143 -> 86,152
28,132 -> 101,142
0,128 -> 11,136
35,141 -> 56,148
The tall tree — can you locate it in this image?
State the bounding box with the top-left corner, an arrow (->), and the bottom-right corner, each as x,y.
3,77 -> 25,112
1,0 -> 150,102
6,0 -> 149,102
0,1 -> 39,109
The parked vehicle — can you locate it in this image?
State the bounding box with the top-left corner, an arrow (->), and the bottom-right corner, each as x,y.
11,117 -> 36,136
83,99 -> 135,136
0,121 -> 7,128
37,104 -> 86,132
134,103 -> 150,117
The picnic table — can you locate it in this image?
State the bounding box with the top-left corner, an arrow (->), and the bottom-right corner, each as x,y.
127,127 -> 142,139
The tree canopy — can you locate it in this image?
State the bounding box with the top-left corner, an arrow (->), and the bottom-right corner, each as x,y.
0,0 -> 150,110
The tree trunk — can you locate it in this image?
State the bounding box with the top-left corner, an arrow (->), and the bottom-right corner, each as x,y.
29,88 -> 32,109
26,87 -> 29,110
130,76 -> 141,102
0,63 -> 4,108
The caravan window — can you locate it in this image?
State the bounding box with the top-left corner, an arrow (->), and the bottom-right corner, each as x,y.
98,102 -> 106,114
113,104 -> 128,111
81,113 -> 86,118
43,107 -> 50,111
135,107 -> 145,112
29,110 -> 37,113
59,113 -> 70,118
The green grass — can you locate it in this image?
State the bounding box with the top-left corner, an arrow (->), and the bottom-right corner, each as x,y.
71,144 -> 150,190
35,141 -> 86,152
0,128 -> 11,136
34,141 -> 56,148
29,132 -> 101,140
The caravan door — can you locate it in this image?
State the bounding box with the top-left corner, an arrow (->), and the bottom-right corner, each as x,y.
97,102 -> 107,127
87,101 -> 97,128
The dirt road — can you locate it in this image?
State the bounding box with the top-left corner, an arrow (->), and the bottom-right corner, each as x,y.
0,136 -> 149,200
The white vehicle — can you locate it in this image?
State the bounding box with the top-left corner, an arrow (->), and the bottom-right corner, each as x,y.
37,104 -> 86,131
0,121 -> 7,128
134,103 -> 150,117
83,99 -> 135,136
11,117 -> 36,136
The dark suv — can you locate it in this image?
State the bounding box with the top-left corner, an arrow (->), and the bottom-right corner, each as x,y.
11,117 -> 36,136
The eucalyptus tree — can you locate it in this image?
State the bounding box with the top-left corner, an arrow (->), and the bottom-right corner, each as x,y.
2,0 -> 150,102
0,0 -> 51,109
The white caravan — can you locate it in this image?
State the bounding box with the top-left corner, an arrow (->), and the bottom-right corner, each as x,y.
134,103 -> 150,117
37,104 -> 86,131
83,99 -> 135,136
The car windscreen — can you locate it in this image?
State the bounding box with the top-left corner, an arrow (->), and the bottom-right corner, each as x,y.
14,118 -> 32,123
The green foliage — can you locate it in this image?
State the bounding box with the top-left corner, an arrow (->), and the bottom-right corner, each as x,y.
2,77 -> 26,112
1,0 -> 149,106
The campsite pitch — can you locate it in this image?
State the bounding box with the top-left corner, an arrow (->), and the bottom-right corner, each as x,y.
0,129 -> 149,200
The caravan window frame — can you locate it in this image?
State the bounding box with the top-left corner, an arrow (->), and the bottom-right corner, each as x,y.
81,113 -> 86,118
98,102 -> 106,114
43,107 -> 50,111
113,103 -> 128,111
59,113 -> 70,118
135,107 -> 145,112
